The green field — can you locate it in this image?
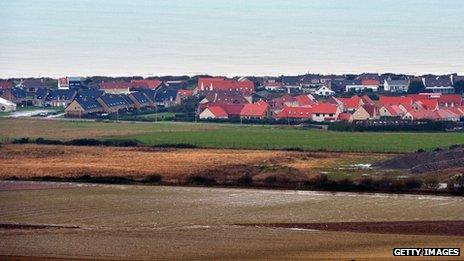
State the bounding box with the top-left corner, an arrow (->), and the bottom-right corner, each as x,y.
1,118 -> 464,152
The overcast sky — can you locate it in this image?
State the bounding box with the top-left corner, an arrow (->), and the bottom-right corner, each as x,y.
1,0 -> 463,78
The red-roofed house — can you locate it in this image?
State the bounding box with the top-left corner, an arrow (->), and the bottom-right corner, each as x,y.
197,77 -> 255,95
379,105 -> 405,117
270,94 -> 298,109
361,95 -> 375,106
199,105 -> 228,119
100,81 -> 132,94
275,106 -> 313,120
175,89 -> 194,103
352,104 -> 379,121
335,96 -> 362,112
438,94 -> 462,107
131,79 -> 162,90
240,101 -> 269,119
378,96 -> 413,107
0,81 -> 13,90
294,94 -> 316,107
311,103 -> 340,122
413,99 -> 439,110
446,106 -> 464,118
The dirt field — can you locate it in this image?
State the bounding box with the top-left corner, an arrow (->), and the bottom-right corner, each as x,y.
0,184 -> 463,259
0,144 -> 389,182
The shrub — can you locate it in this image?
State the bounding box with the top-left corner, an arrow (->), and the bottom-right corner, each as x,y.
12,137 -> 30,144
153,143 -> 198,149
66,139 -> 102,146
404,177 -> 423,190
101,139 -> 140,147
35,137 -> 64,145
185,175 -> 217,185
424,178 -> 439,190
417,148 -> 425,153
143,174 -> 163,183
236,174 -> 253,186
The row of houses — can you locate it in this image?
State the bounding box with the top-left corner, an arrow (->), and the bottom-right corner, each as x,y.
197,80 -> 464,123
263,74 -> 463,95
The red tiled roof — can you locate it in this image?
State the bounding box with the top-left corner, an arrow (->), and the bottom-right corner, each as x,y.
131,79 -> 162,90
58,77 -> 68,85
275,106 -> 313,119
361,79 -> 380,86
294,94 -> 316,107
383,105 -> 404,116
415,99 -> 438,110
361,95 -> 375,105
204,105 -> 228,118
362,104 -> 377,117
198,77 -> 255,94
100,81 -> 132,90
337,96 -> 362,110
311,103 -> 338,114
446,106 -> 464,116
379,96 -> 413,106
240,102 -> 269,117
0,81 -> 13,89
438,94 -> 462,106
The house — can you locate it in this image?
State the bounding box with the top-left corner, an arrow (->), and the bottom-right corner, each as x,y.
200,91 -> 248,105
58,77 -> 83,90
100,81 -> 132,94
16,79 -> 48,94
0,97 -> 17,112
313,85 -> 335,96
128,91 -> 153,109
345,79 -> 379,92
361,95 -> 375,106
45,89 -> 77,107
263,79 -> 284,91
65,96 -> 103,118
270,94 -> 298,110
197,77 -> 255,95
333,96 -> 363,112
77,89 -> 104,99
422,76 -> 454,93
175,89 -> 194,104
379,105 -> 405,117
294,94 -> 317,107
310,103 -> 340,122
378,96 -> 413,107
412,99 -> 439,110
383,77 -> 410,92
281,76 -> 302,90
97,93 -> 131,113
130,79 -> 162,90
0,88 -> 27,105
0,81 -> 13,90
437,94 -> 462,107
199,105 -> 228,120
155,89 -> 178,107
240,101 -> 269,119
352,105 -> 378,121
32,88 -> 49,107
275,106 -> 313,120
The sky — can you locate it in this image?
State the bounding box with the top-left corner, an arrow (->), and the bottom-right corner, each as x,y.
0,0 -> 463,78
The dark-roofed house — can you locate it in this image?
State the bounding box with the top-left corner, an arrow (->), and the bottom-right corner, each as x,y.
97,93 -> 131,113
45,89 -> 77,107
77,89 -> 104,99
155,89 -> 178,108
422,76 -> 454,93
65,96 -> 103,118
128,91 -> 153,109
16,79 -> 48,96
0,88 -> 27,105
32,88 -> 50,107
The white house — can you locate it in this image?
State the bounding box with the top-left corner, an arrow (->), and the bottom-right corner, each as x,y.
384,78 -> 410,92
313,85 -> 335,96
0,97 -> 17,112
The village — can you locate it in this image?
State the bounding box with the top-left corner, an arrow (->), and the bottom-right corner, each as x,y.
1,73 -> 464,124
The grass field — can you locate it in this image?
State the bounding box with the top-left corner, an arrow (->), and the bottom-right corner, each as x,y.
1,118 -> 464,152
